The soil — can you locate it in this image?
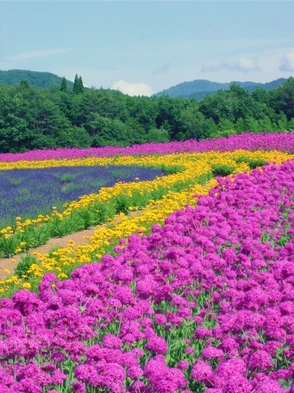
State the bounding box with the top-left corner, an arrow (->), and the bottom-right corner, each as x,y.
0,210 -> 142,280
0,226 -> 98,280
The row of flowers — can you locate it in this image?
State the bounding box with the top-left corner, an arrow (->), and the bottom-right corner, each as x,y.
1,149 -> 292,297
0,132 -> 293,162
0,158 -> 293,392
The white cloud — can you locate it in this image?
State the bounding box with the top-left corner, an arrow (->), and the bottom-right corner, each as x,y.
201,56 -> 259,73
111,80 -> 154,97
279,51 -> 294,72
237,57 -> 259,72
8,48 -> 69,61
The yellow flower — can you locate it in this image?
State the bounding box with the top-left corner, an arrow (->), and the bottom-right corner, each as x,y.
58,273 -> 68,279
23,283 -> 31,289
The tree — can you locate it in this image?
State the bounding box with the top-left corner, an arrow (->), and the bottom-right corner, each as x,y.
199,84 -> 258,124
60,77 -> 68,92
73,74 -> 85,94
274,77 -> 294,120
155,95 -> 182,139
78,76 -> 85,93
145,126 -> 170,143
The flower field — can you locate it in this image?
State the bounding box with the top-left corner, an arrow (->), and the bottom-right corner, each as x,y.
0,165 -> 165,229
0,133 -> 294,392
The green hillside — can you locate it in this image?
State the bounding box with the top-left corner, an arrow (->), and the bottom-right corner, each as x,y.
0,70 -> 74,89
155,78 -> 287,98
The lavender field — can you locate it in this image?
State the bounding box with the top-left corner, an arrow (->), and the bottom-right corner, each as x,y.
0,165 -> 164,227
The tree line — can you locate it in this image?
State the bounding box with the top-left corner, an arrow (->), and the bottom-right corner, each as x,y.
0,75 -> 293,153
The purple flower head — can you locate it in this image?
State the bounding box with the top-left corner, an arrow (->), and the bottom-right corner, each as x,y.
71,382 -> 86,393
191,360 -> 213,384
102,334 -> 122,349
145,336 -> 167,355
177,360 -> 189,370
75,364 -> 100,386
215,358 -> 246,379
132,348 -> 144,358
114,286 -> 135,305
194,327 -> 213,339
154,314 -> 167,325
144,355 -> 167,379
127,365 -> 144,380
11,378 -> 43,393
120,352 -> 138,367
263,341 -> 282,356
185,346 -> 195,355
51,368 -> 67,384
201,346 -> 224,360
114,267 -> 134,283
247,350 -> 273,371
51,351 -> 67,362
154,372 -> 187,393
254,379 -> 284,393
223,375 -> 252,393
122,333 -> 136,345
12,290 -> 40,316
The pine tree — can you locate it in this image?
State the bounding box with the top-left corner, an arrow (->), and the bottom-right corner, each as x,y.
78,76 -> 85,93
60,77 -> 68,92
73,74 -> 80,94
73,74 -> 85,94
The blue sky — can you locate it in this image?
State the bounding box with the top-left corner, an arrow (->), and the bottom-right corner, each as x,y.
1,1 -> 294,96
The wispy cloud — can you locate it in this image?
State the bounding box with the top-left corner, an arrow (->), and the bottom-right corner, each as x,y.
112,80 -> 154,97
200,59 -> 227,72
201,56 -> 260,73
279,51 -> 294,72
153,62 -> 171,75
8,48 -> 69,61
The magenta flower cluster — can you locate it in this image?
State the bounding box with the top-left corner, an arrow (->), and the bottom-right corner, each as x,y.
0,132 -> 293,162
0,159 -> 293,392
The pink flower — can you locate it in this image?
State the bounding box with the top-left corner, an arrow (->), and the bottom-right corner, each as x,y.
185,347 -> 195,355
145,336 -> 167,355
177,360 -> 189,370
191,360 -> 213,384
223,375 -> 252,393
247,350 -> 273,371
155,314 -> 167,325
102,334 -> 122,349
254,379 -> 284,393
201,346 -> 224,360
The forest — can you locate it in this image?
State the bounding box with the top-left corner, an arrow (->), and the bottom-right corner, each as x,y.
0,75 -> 293,153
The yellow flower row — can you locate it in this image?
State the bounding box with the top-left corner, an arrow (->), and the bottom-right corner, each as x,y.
0,149 -> 292,296
0,149 -> 290,236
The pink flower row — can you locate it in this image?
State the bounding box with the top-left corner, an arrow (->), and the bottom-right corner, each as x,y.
0,159 -> 293,392
0,132 -> 293,162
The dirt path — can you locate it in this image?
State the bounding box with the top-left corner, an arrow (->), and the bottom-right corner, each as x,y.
0,226 -> 99,280
0,210 -> 142,280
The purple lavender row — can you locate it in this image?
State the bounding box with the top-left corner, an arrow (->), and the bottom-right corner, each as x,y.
0,160 -> 293,392
0,132 -> 293,162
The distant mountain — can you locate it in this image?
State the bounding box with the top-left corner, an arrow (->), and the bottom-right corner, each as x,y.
154,78 -> 287,99
0,70 -> 74,89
